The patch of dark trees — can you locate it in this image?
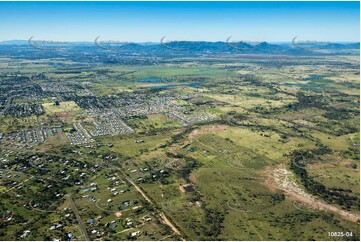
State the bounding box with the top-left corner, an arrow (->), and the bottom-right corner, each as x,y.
270,211 -> 359,240
201,208 -> 225,238
3,103 -> 45,118
289,147 -> 360,211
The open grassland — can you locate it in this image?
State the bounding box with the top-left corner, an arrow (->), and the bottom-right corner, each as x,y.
43,101 -> 82,115
0,53 -> 359,240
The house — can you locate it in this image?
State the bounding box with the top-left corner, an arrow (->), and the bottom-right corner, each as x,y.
20,230 -> 31,238
131,231 -> 141,237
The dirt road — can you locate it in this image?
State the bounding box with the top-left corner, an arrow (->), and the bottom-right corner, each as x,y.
114,167 -> 185,240
66,194 -> 90,241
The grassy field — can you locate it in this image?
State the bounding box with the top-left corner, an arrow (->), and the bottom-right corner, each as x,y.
42,101 -> 82,115
0,54 -> 359,240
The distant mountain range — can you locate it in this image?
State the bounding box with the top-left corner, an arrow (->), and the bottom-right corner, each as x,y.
0,39 -> 359,47
0,40 -> 359,57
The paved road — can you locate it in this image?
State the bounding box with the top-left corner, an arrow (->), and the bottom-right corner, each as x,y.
66,194 -> 90,241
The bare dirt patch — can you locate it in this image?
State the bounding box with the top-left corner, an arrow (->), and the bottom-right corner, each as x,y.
188,124 -> 228,139
55,112 -> 72,122
83,117 -> 95,122
179,184 -> 195,193
263,164 -> 360,223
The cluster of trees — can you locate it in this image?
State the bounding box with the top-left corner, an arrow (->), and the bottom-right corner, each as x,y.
4,103 -> 45,118
201,208 -> 225,238
293,92 -> 327,110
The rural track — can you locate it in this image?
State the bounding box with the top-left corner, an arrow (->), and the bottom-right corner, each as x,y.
112,165 -> 185,241
0,168 -> 34,195
0,178 -> 29,194
66,194 -> 90,241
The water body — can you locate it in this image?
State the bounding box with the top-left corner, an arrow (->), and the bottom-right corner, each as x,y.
284,74 -> 334,91
135,77 -> 202,89
135,78 -> 161,83
151,82 -> 202,89
303,75 -> 323,81
283,82 -> 321,91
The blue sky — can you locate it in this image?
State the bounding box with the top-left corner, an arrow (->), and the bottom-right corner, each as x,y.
0,1 -> 359,42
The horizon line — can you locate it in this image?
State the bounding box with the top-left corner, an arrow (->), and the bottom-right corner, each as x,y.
1,39 -> 360,44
